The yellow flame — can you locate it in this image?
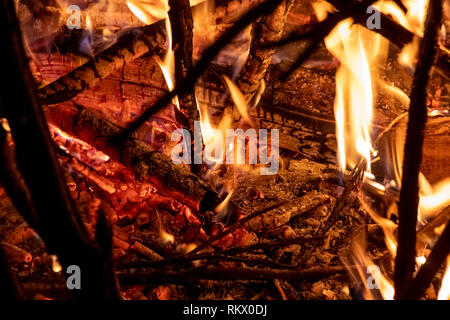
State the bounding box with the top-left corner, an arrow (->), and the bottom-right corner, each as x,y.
159,228 -> 175,245
85,13 -> 93,32
416,255 -> 427,265
223,75 -> 251,123
155,17 -> 180,109
126,0 -> 168,25
375,0 -> 428,36
438,256 -> 450,300
399,36 -> 420,69
374,1 -> 428,69
215,190 -> 234,214
419,178 -> 450,222
378,80 -> 410,106
311,0 -> 336,22
51,255 -> 62,273
325,19 -> 387,172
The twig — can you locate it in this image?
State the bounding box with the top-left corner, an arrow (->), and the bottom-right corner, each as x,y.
394,0 -> 442,299
273,279 -> 288,300
114,0 -> 284,142
117,265 -> 346,285
321,159 -> 366,234
417,206 -> 450,246
116,235 -> 322,270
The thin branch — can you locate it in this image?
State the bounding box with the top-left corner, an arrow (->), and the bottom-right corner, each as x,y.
115,235 -> 323,270
394,0 -> 442,299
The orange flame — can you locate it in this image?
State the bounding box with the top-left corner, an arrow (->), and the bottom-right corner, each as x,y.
438,256 -> 450,300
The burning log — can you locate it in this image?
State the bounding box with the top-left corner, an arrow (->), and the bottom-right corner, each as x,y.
38,22 -> 166,105
44,102 -> 221,212
116,0 -> 285,140
58,151 -> 116,194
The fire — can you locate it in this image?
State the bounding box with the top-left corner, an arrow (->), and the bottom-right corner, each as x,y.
126,0 -> 180,109
223,75 -> 251,124
126,0 -> 169,25
398,36 -> 420,69
156,17 -> 180,109
159,228 -> 175,245
438,256 -> 450,300
324,19 -> 388,172
51,255 -> 62,273
311,0 -> 336,22
418,177 -> 450,223
374,0 -> 428,69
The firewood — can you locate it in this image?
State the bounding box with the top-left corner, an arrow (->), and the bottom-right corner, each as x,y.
44,102 -> 221,212
58,151 -> 116,194
38,22 -> 166,105
417,205 -> 450,246
231,0 -> 294,120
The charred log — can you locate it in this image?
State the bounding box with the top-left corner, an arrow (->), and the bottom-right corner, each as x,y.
44,102 -> 222,212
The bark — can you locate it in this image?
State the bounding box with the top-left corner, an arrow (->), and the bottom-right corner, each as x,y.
237,0 -> 294,102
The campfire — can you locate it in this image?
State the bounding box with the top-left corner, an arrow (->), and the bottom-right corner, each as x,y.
0,0 -> 448,301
